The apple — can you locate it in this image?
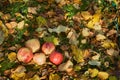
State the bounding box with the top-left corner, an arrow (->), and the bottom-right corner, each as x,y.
25,39 -> 40,53
33,53 -> 46,65
49,51 -> 63,65
17,47 -> 33,63
42,42 -> 55,55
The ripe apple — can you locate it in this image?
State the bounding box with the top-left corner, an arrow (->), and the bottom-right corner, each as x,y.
25,39 -> 40,53
49,51 -> 63,65
17,47 -> 33,63
33,53 -> 46,65
42,42 -> 55,55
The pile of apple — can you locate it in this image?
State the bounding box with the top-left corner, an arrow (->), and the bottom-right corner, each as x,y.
17,39 -> 63,65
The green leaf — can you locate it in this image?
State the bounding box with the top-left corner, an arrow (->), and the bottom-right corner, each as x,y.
63,4 -> 75,12
71,45 -> 84,63
109,76 -> 117,80
63,4 -> 77,18
43,36 -> 59,45
36,16 -> 47,27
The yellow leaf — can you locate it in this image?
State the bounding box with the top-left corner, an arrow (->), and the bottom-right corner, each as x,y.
8,52 -> 17,62
87,10 -> 101,29
53,37 -> 60,45
29,75 -> 40,80
73,0 -> 81,4
98,72 -> 109,80
101,40 -> 116,49
11,72 -> 26,80
114,0 -> 118,5
88,68 -> 99,78
71,45 -> 84,63
49,73 -> 61,80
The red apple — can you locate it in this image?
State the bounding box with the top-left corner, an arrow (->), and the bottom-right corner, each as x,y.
17,47 -> 33,63
33,53 -> 46,65
25,39 -> 40,53
49,51 -> 63,65
42,42 -> 55,55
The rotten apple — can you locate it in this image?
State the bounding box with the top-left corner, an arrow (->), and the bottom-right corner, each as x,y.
25,39 -> 40,53
42,42 -> 55,55
17,47 -> 33,63
33,53 -> 46,65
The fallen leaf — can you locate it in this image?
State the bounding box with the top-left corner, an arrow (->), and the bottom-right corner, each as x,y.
92,54 -> 100,60
67,29 -> 79,45
48,25 -> 69,34
43,36 -> 60,45
82,28 -> 90,37
8,52 -> 17,62
49,73 -> 61,80
17,20 -> 25,29
0,30 -> 4,45
11,72 -> 26,80
98,72 -> 109,80
106,29 -> 117,36
87,10 -> 101,29
101,40 -> 116,49
29,75 -> 40,80
28,7 -> 37,14
106,48 -> 115,56
96,34 -> 106,41
0,20 -> 8,37
94,22 -> 102,31
71,45 -> 84,63
58,60 -> 73,71
83,49 -> 90,59
88,60 -> 101,66
36,16 -> 47,27
109,76 -> 117,80
88,68 -> 99,78
81,11 -> 92,20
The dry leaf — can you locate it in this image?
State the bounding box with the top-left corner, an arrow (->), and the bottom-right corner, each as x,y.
67,29 -> 79,45
48,25 -> 69,34
96,34 -> 106,41
83,49 -> 90,59
106,48 -> 115,56
92,54 -> 100,60
58,60 -> 73,71
81,11 -> 92,20
28,7 -> 37,14
6,22 -> 17,29
82,28 -> 90,37
94,22 -> 102,31
17,20 -> 25,29
106,29 -> 117,36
